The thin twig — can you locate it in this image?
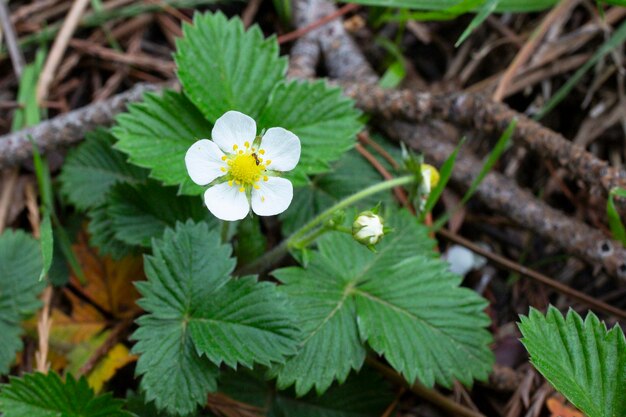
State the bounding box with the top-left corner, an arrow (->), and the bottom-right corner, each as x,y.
0,0 -> 25,77
36,0 -> 90,104
492,0 -> 579,102
278,3 -> 359,44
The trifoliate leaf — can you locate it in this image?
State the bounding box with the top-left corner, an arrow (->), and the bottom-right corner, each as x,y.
0,372 -> 130,417
0,229 -> 44,375
60,128 -> 148,211
271,211 -> 492,395
113,90 -> 211,195
257,80 -> 362,186
175,12 -> 287,122
132,221 -> 298,416
106,180 -> 214,247
218,367 -> 393,417
281,147 -> 396,234
519,306 -> 626,417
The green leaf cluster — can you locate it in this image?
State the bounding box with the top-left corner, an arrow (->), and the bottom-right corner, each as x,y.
0,230 -> 44,375
519,306 -> 626,417
0,372 -> 130,417
113,12 -> 361,192
132,221 -> 299,415
271,211 -> 494,395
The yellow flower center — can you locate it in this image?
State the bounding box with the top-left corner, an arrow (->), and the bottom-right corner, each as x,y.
220,141 -> 271,193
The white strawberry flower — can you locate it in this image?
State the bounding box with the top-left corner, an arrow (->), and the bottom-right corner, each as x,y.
185,111 -> 301,221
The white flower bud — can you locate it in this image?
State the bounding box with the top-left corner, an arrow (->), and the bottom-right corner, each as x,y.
352,211 -> 385,246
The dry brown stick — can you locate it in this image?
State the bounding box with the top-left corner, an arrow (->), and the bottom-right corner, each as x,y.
241,0 -> 263,28
492,0 -> 579,102
77,317 -> 133,376
69,38 -> 175,75
278,2 -> 359,44
340,82 -> 626,211
0,82 -> 164,170
0,0 -> 25,77
36,0 -> 90,104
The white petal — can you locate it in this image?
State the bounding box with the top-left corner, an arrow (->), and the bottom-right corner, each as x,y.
251,177 -> 293,216
185,139 -> 226,185
204,182 -> 250,221
212,111 -> 257,153
259,127 -> 301,172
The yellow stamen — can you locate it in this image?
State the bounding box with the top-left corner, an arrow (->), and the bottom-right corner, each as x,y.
239,187 -> 245,192
233,144 -> 238,150
244,141 -> 250,148
259,149 -> 265,155
265,160 -> 271,166
221,155 -> 227,161
228,180 -> 233,187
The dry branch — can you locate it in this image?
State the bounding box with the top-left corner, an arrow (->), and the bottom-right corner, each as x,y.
0,82 -> 163,170
339,82 -> 626,210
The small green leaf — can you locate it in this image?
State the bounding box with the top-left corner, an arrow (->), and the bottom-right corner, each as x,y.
607,188 -> 626,245
0,372 -> 130,417
0,229 -> 44,374
519,306 -> 626,417
456,0 -> 499,46
175,11 -> 287,122
60,128 -> 148,211
113,90 -> 212,195
258,79 -> 362,186
133,221 -> 298,415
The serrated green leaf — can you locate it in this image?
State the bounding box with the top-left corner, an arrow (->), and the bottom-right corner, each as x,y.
113,90 -> 211,195
125,391 -> 206,417
281,148 -> 395,234
106,180 -> 214,247
0,372 -> 130,417
0,229 -> 44,374
271,211 -> 474,395
258,79 -> 362,186
519,306 -> 626,417
132,221 -> 298,415
60,128 -> 148,211
175,12 -> 287,123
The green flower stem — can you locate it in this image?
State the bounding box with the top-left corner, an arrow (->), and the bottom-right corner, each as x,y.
287,175 -> 414,247
236,175 -> 415,276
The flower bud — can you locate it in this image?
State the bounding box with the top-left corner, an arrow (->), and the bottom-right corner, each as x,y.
352,211 -> 385,247
419,164 -> 440,195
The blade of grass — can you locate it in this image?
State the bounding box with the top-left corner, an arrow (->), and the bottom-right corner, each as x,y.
346,0 -> 558,13
456,0 -> 500,46
607,188 -> 626,245
419,138 -> 465,222
382,0 -> 485,22
432,119 -> 517,231
534,19 -> 626,120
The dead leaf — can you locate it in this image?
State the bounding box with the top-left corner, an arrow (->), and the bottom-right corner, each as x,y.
87,343 -> 136,393
547,395 -> 585,417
